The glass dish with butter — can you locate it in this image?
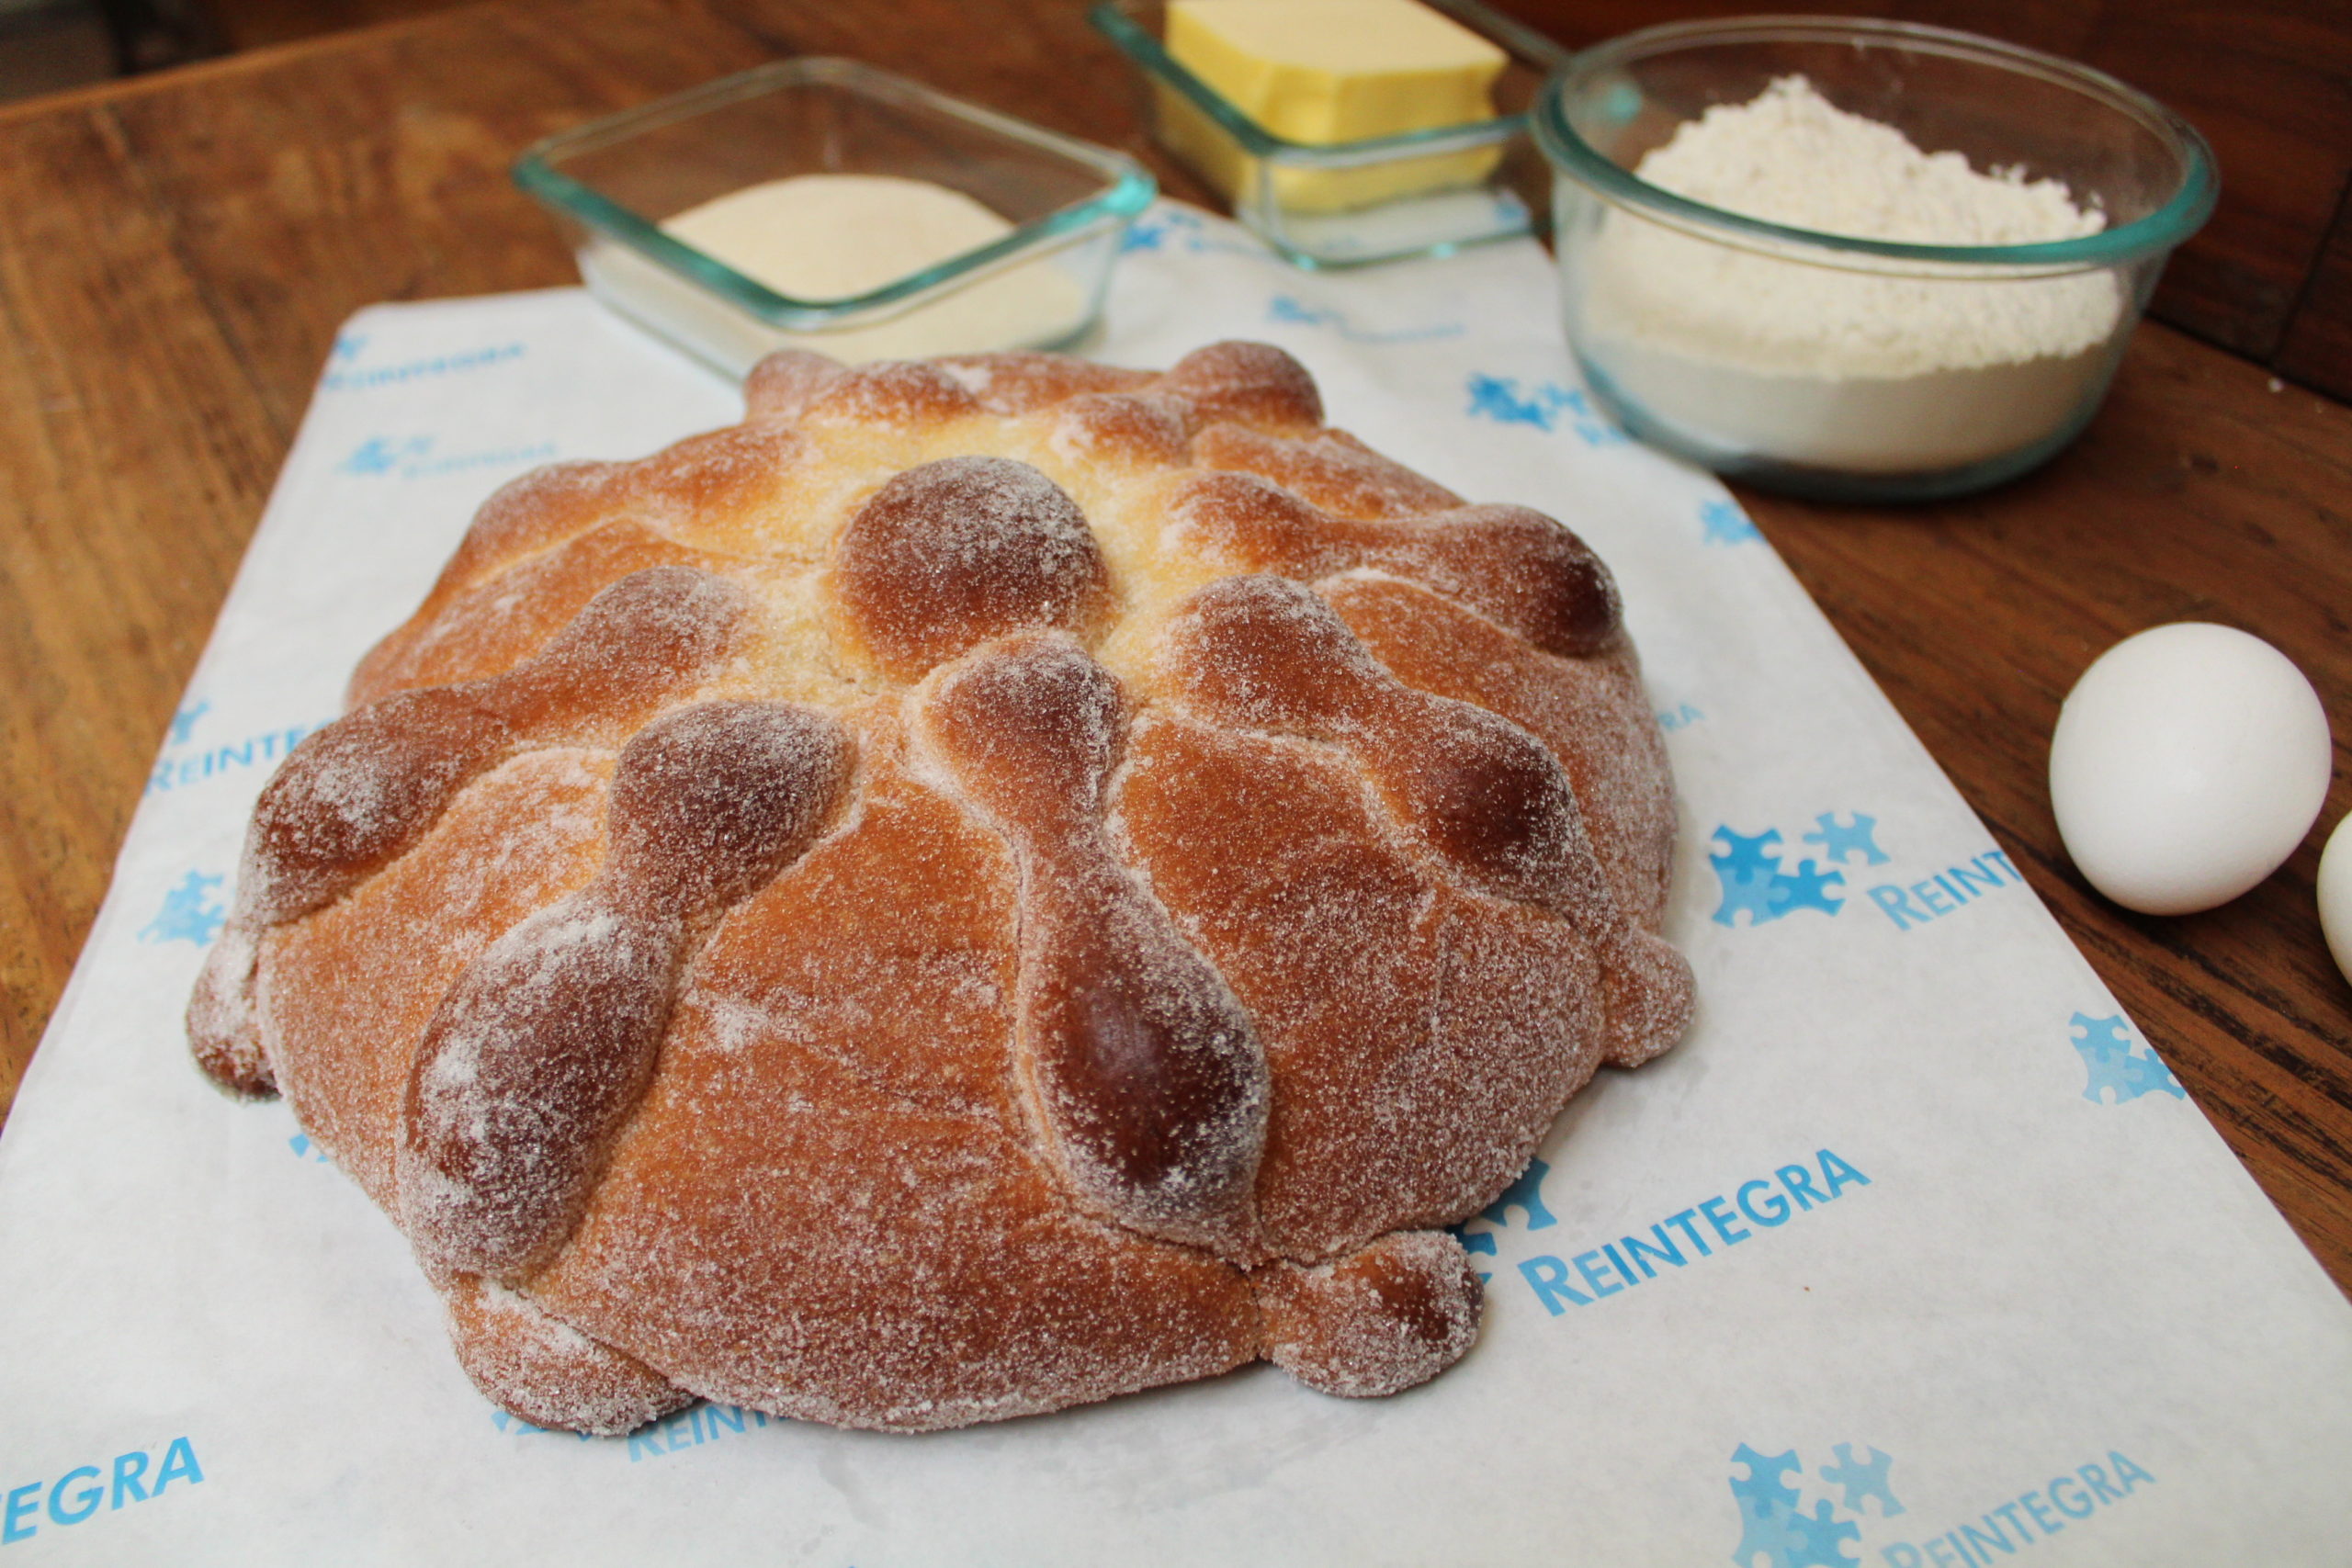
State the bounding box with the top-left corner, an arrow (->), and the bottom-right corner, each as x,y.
514,59 -> 1155,375
1092,0 -> 1565,266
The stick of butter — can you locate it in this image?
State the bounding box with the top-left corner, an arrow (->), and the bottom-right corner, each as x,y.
1161,0 -> 1508,214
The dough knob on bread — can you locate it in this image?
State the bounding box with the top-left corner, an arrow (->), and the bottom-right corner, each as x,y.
1252,1230 -> 1485,1398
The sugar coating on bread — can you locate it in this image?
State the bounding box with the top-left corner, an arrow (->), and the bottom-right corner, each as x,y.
400,699 -> 854,1282
190,340 -> 1692,1434
912,631 -> 1268,1256
1256,1229 -> 1485,1398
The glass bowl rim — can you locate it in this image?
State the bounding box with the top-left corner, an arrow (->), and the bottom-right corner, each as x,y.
1088,0 -> 1571,162
1532,15 -> 2218,271
512,56 -> 1158,325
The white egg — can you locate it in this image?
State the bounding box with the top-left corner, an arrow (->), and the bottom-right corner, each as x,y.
2321,815 -> 2352,987
2049,623 -> 2331,916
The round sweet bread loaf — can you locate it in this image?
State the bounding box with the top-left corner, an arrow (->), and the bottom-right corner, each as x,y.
188,340 -> 1693,1434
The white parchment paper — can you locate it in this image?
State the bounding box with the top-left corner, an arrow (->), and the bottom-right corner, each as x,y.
4,203 -> 2348,1567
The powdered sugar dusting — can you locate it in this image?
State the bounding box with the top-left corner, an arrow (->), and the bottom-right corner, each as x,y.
446,1273 -> 690,1436
234,567 -> 750,942
1192,423 -> 1461,521
831,456 -> 1112,682
399,701 -> 853,1281
1167,470 -> 1623,659
1160,574 -> 1600,909
913,633 -> 1268,1257
1254,1229 -> 1482,1397
204,337 -> 1691,1436
259,747 -> 616,1209
187,922 -> 268,1096
1321,573 -> 1673,929
1113,711 -> 1600,1258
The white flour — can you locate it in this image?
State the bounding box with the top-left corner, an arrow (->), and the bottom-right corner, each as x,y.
582,174 -> 1088,371
1575,76 -> 2129,474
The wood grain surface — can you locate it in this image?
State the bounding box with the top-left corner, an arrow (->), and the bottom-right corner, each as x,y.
0,0 -> 2346,1297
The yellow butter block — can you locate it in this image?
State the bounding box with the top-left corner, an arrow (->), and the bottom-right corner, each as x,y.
1163,0 -> 1507,213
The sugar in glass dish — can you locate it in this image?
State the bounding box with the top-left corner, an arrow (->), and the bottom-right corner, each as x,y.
1091,0 -> 1568,267
1533,17 -> 2217,502
514,59 -> 1156,377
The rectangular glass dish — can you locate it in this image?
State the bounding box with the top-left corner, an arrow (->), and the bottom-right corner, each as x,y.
514,59 -> 1156,375
1091,0 -> 1566,267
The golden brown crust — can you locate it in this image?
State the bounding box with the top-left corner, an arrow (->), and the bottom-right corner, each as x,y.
1321,574 -> 1674,930
1114,713 -> 1604,1258
524,715 -> 1262,1431
192,339 -> 1691,1435
913,633 -> 1267,1257
352,522 -> 711,702
1158,340 -> 1323,430
1193,423 -> 1462,520
444,1272 -> 693,1437
830,457 -> 1113,682
266,749 -> 615,1210
399,701 -> 854,1282
933,350 -> 1155,415
1167,471 -> 1623,659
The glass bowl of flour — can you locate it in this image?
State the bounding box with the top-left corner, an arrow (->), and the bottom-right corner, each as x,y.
1533,17 -> 2215,502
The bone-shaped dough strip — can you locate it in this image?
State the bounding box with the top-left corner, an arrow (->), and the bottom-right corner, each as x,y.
913,632 -> 1267,1256
188,566 -> 752,1097
1168,470 -> 1623,659
1160,575 -> 1690,1065
400,699 -> 853,1282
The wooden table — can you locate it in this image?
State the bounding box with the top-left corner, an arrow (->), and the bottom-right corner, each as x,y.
2,0 -> 2346,1294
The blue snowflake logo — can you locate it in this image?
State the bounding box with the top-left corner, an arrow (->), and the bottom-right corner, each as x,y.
491,1408 -> 594,1441
1464,374 -> 1626,446
1466,372 -> 1556,428
1709,812 -> 1892,927
1819,1444 -> 1905,1518
337,434 -> 432,476
139,871 -> 227,945
1730,1442 -> 1895,1568
1702,499 -> 1761,546
167,698 -> 209,746
1803,812 -> 1889,867
1709,828 -> 1843,927
2069,1013 -> 2185,1105
1449,1157 -> 1556,1280
1118,208 -> 1243,256
1120,213 -> 1172,252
